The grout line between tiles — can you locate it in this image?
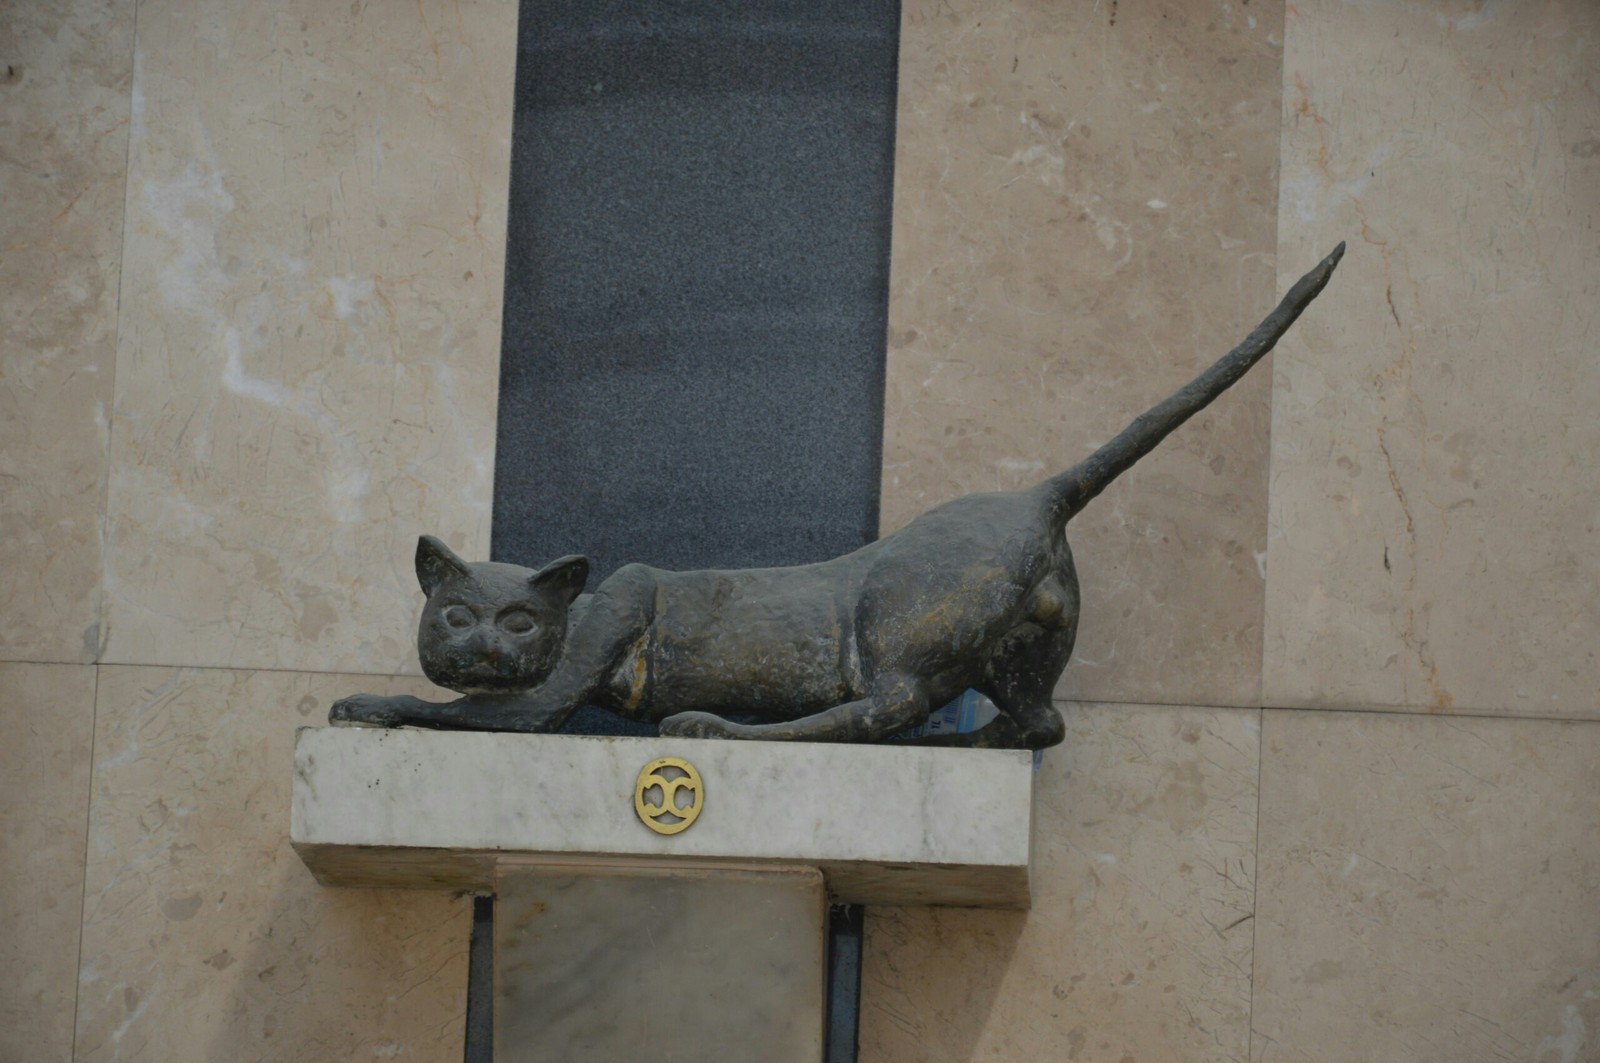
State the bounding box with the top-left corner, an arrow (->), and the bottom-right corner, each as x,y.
1052,697 -> 1600,728
92,0 -> 143,670
69,662 -> 103,1062
7,658 -> 1595,728
1254,703 -> 1599,726
44,659 -> 430,683
1246,705 -> 1266,1063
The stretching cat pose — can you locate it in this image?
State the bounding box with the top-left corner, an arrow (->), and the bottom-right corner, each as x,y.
332,244 -> 1344,749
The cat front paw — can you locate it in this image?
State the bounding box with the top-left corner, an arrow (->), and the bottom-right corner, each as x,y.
658,710 -> 746,740
329,693 -> 408,728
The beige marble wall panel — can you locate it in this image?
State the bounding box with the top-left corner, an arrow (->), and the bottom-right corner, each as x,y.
1263,1 -> 1600,717
496,867 -> 826,1063
0,1 -> 132,663
860,703 -> 1259,1063
74,666 -> 470,1061
0,663 -> 97,1061
883,0 -> 1287,707
1251,710 -> 1600,1062
100,0 -> 518,675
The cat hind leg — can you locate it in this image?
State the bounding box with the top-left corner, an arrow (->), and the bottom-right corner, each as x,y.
659,675 -> 930,743
914,620 -> 1073,750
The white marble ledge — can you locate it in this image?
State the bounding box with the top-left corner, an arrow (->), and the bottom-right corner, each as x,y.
292,727 -> 1035,908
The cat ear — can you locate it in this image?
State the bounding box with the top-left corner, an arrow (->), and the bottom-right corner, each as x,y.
530,554 -> 589,606
415,534 -> 472,596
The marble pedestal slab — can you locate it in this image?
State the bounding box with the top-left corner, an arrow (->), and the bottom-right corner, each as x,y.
495,865 -> 826,1063
292,728 -> 1036,907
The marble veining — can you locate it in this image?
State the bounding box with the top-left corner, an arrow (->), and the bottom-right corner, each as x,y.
1263,0 -> 1600,717
495,867 -> 825,1063
98,0 -> 517,676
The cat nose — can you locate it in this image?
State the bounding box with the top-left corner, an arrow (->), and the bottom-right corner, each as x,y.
471,634 -> 513,667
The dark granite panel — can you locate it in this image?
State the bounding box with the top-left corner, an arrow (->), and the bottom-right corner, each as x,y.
491,0 -> 900,581
485,10 -> 897,1047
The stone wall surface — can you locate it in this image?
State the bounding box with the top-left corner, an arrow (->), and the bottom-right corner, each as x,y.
0,0 -> 131,664
72,667 -> 471,1062
0,663 -> 97,1062
1,0 -> 514,1057
2,0 -> 1596,1059
98,0 -> 516,676
1250,710 -> 1600,1062
1262,0 -> 1600,720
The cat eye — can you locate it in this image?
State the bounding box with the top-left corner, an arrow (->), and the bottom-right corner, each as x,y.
442,605 -> 476,629
499,610 -> 536,635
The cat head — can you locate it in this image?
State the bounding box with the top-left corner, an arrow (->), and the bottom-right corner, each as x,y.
412,534 -> 589,694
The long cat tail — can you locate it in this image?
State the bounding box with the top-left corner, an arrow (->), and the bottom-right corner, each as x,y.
1042,242 -> 1345,526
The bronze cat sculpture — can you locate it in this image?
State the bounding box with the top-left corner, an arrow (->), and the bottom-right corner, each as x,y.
331,245 -> 1344,749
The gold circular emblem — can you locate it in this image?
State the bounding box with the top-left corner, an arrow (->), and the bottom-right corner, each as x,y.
633,757 -> 704,835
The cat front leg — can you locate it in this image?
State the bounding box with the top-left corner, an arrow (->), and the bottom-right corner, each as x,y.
328,691 -> 566,732
328,692 -> 432,728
